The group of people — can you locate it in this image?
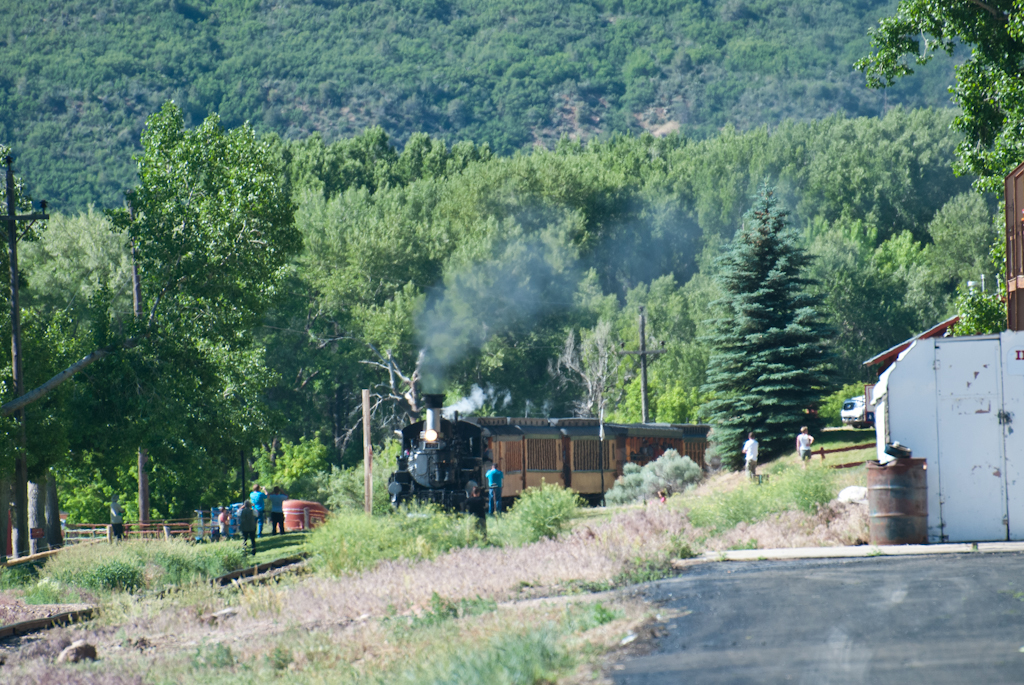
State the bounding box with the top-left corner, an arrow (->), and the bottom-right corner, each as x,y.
236,484 -> 289,555
110,484 -> 289,555
741,426 -> 817,479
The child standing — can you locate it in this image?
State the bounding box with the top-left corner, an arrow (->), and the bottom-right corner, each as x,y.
796,426 -> 815,470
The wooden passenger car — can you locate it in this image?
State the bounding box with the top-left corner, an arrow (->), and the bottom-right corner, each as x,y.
475,417 -> 710,504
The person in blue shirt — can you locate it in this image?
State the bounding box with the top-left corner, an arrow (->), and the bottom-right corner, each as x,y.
485,460 -> 504,515
267,486 -> 289,535
249,484 -> 268,537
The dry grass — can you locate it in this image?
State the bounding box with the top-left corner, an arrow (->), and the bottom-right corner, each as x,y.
702,500 -> 869,550
0,458 -> 874,682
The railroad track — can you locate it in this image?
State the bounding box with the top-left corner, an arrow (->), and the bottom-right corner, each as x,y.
0,553 -> 310,640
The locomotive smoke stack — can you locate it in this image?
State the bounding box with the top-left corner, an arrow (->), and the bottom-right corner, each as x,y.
423,393 -> 445,441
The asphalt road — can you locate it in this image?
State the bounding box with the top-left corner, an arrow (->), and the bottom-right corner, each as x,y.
612,553 -> 1024,685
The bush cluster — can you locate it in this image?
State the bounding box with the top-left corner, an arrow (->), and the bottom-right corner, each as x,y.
685,463 -> 838,534
605,450 -> 704,506
489,482 -> 583,546
308,503 -> 484,575
40,539 -> 245,593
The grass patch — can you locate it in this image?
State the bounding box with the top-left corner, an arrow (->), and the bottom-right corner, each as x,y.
246,532 -> 309,566
39,539 -> 248,594
487,482 -> 583,546
309,504 -> 484,575
683,462 -> 856,536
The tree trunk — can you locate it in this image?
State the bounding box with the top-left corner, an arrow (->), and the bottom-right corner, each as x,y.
28,479 -> 44,555
14,455 -> 27,558
45,471 -> 61,548
138,448 -> 150,523
0,478 -> 9,561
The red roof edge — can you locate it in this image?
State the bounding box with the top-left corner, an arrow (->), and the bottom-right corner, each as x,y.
862,315 -> 961,369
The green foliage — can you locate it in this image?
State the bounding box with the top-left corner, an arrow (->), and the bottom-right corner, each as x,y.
303,445 -> 399,514
40,539 -> 245,593
951,285 -> 1006,336
561,602 -> 621,632
605,450 -> 704,506
1,0 -> 957,211
703,185 -> 834,470
395,628 -> 572,685
405,592 -> 498,630
685,464 -> 840,534
489,483 -> 583,546
856,0 -> 1024,189
819,383 -> 869,427
308,504 -> 484,576
254,434 -> 330,493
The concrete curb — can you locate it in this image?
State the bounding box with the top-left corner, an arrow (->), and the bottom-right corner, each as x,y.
677,541 -> 1024,564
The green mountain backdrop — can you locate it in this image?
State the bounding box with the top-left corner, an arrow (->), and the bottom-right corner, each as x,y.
4,0 -> 955,211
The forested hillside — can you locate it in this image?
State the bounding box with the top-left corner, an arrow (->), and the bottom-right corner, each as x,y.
15,106 -> 990,522
3,0 -> 956,211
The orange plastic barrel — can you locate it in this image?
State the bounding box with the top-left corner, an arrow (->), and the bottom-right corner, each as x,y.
282,500 -> 328,531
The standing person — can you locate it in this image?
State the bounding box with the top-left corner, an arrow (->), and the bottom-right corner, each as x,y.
796,426 -> 815,470
217,506 -> 230,540
239,500 -> 257,556
466,482 -> 487,536
249,484 -> 267,538
209,509 -> 221,542
742,432 -> 759,480
267,486 -> 288,535
110,494 -> 125,542
485,460 -> 504,515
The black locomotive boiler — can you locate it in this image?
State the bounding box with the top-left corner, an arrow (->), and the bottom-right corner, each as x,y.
387,394 -> 484,511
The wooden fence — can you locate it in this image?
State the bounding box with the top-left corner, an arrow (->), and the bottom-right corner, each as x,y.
64,517 -> 199,544
815,442 -> 876,469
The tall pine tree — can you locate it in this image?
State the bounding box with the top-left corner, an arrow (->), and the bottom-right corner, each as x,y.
703,184 -> 833,470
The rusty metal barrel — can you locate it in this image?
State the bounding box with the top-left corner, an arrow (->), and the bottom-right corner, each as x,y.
867,458 -> 927,545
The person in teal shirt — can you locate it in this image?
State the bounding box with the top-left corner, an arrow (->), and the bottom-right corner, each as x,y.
249,484 -> 268,537
267,486 -> 289,535
485,461 -> 504,514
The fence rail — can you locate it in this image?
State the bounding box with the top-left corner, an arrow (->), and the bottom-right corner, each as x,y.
64,518 -> 198,543
815,442 -> 875,469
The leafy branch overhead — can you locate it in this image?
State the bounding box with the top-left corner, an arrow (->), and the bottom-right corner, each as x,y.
2,103 -> 300,417
856,0 -> 1024,188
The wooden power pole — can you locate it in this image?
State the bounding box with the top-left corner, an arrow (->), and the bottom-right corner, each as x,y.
362,389 -> 372,514
619,306 -> 665,424
127,204 -> 150,524
3,156 -> 47,558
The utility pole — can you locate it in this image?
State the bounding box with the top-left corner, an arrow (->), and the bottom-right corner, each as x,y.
3,156 -> 47,558
362,389 -> 372,514
619,306 -> 665,424
128,203 -> 149,524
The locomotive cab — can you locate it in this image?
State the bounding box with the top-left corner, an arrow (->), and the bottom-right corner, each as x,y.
387,394 -> 483,511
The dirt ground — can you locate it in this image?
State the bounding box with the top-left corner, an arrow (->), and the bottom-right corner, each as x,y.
0,594 -> 93,625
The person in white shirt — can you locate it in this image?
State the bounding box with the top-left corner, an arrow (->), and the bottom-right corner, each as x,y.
110,494 -> 125,541
796,426 -> 815,469
742,432 -> 759,480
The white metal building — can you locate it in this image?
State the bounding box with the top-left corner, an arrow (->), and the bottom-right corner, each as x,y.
872,330 -> 1024,542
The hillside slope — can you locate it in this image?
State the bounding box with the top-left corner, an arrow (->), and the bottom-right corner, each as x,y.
2,0 -> 956,210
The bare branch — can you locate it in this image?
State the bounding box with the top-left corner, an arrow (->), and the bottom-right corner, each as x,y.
1,337 -> 141,416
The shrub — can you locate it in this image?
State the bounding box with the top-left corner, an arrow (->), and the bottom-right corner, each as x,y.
300,443 -> 399,513
40,539 -> 247,593
308,503 -> 484,575
685,463 -> 840,534
819,382 -> 868,427
605,450 -> 703,505
490,482 -> 582,546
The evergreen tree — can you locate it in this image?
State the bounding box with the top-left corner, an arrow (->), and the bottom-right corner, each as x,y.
703,185 -> 834,470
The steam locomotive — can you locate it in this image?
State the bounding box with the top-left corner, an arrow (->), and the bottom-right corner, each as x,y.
386,394 -> 485,511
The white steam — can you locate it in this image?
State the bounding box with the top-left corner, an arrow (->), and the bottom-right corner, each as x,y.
443,384 -> 511,417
